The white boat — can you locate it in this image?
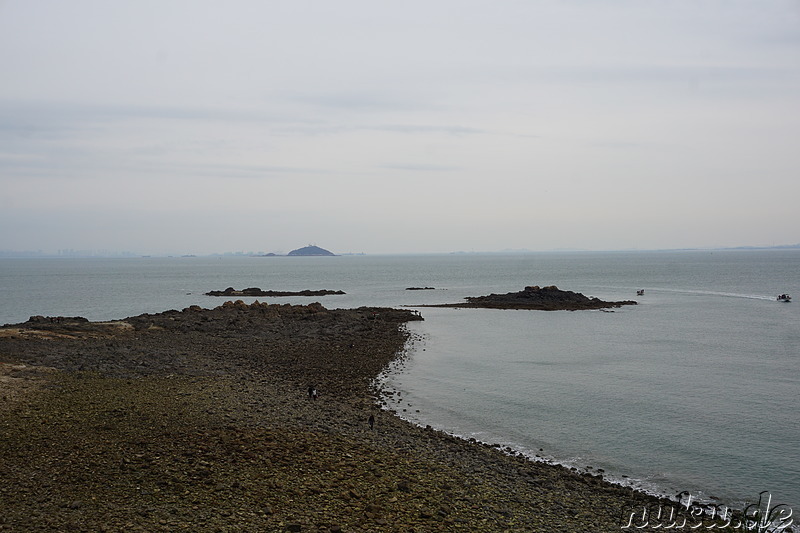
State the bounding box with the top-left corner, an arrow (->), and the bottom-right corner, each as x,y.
777,294 -> 792,302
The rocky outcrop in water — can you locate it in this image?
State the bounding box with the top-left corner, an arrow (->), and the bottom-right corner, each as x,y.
205,287 -> 345,297
422,285 -> 637,311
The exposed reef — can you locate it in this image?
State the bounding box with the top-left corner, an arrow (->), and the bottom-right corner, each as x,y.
420,285 -> 638,311
205,287 -> 345,297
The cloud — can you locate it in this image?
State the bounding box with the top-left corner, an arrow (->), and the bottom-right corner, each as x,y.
379,163 -> 461,172
0,0 -> 798,254
373,124 -> 485,136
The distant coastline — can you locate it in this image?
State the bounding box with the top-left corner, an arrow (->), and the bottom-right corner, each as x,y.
2,244 -> 799,259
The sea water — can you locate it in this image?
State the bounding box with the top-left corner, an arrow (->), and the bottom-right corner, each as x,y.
0,250 -> 798,511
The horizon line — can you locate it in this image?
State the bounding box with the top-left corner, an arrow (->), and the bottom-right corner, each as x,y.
2,243 -> 800,258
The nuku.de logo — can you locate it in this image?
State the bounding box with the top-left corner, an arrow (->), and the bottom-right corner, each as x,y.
620,491 -> 793,531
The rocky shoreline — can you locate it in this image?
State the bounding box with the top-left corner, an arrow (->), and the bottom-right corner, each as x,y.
1,303 -> 717,532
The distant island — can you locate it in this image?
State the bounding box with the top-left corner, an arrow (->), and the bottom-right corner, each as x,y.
417,285 -> 637,311
206,287 -> 345,297
4,243 -> 800,259
287,245 -> 336,256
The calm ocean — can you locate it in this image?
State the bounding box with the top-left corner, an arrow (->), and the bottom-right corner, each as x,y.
1,251 -> 798,511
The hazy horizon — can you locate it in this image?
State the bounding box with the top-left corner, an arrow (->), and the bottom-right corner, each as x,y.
3,242 -> 800,259
2,1 -> 798,255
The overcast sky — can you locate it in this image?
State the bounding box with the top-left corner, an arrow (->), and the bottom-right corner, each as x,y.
1,1 -> 798,254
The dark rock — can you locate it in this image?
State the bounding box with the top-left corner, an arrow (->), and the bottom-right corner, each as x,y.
27,315 -> 89,324
205,288 -> 345,297
421,285 -> 637,311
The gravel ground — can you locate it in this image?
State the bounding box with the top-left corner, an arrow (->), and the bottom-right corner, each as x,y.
0,302 -> 737,532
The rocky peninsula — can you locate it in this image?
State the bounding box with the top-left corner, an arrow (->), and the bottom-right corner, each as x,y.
421,285 -> 638,311
205,287 -> 345,297
1,302 -> 700,531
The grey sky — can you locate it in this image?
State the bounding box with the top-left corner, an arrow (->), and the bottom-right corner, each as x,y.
1,1 -> 798,254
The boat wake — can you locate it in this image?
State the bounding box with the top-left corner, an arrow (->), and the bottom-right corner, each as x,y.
635,288 -> 777,301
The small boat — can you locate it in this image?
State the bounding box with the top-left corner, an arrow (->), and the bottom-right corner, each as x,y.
636,289 -> 645,296
777,294 -> 792,302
